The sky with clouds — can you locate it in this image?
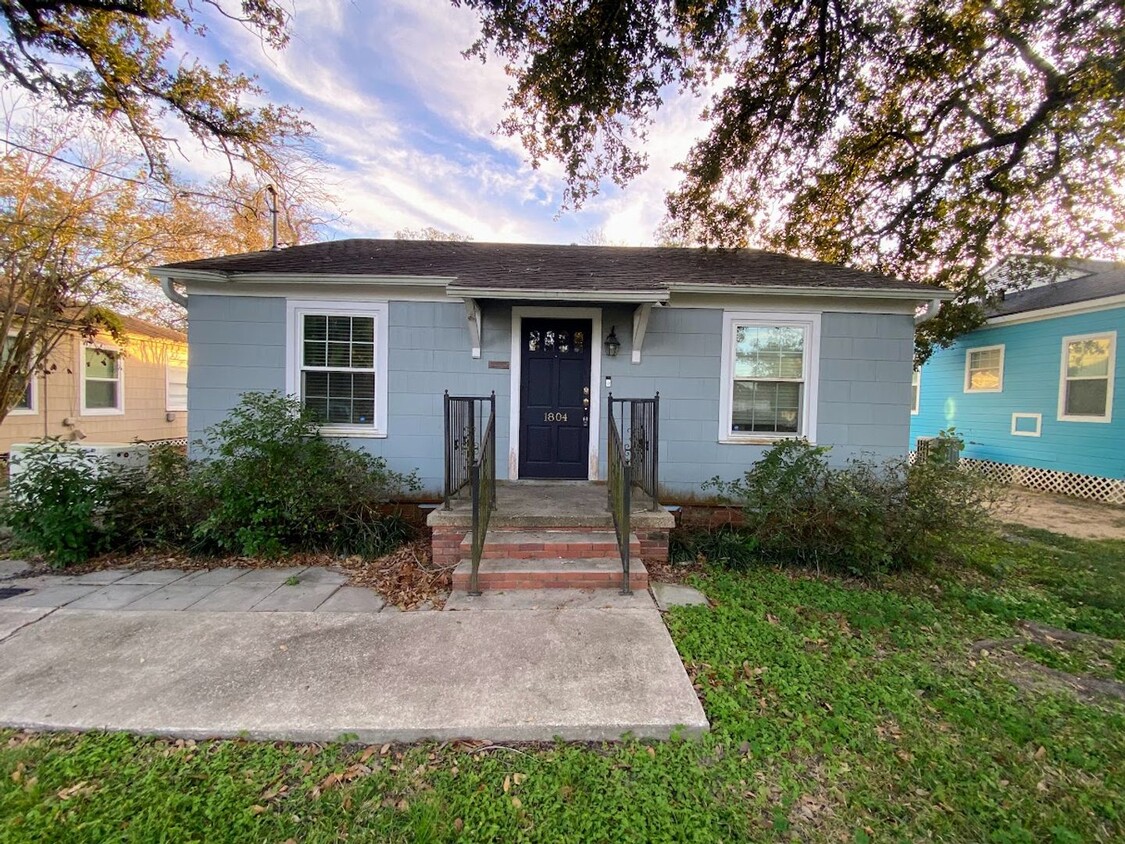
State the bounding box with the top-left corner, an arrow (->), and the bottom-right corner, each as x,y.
180,0 -> 711,246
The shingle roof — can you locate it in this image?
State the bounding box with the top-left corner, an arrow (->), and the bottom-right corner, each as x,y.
155,238 -> 942,296
989,258 -> 1125,317
115,314 -> 186,343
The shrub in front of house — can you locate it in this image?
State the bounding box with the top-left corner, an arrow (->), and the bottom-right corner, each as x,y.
702,438 -> 998,576
2,393 -> 421,565
2,439 -> 114,566
187,391 -> 421,558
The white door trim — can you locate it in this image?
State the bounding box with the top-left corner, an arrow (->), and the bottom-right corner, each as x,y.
509,306 -> 603,481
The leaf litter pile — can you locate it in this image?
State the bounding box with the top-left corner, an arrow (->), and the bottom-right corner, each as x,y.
337,540 -> 452,610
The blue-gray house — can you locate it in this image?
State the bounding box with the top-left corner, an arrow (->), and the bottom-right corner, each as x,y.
912,258 -> 1124,504
153,239 -> 947,497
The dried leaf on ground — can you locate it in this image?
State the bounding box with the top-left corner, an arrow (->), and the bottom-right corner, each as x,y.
337,540 -> 450,610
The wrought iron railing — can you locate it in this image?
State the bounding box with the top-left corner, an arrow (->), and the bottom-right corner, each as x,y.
443,392 -> 495,509
443,391 -> 496,596
610,394 -> 660,510
607,397 -> 633,595
468,403 -> 496,596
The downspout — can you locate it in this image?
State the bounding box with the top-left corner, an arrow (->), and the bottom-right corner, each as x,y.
914,298 -> 941,325
160,277 -> 188,308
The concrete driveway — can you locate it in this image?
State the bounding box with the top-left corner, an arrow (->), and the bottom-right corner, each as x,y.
0,567 -> 708,742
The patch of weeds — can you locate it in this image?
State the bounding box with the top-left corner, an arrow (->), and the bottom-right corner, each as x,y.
284,575 -> 301,587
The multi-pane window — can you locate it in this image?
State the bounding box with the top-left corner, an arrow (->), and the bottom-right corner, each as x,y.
964,345 -> 1004,392
3,336 -> 33,412
726,322 -> 812,436
911,368 -> 921,414
300,314 -> 377,427
83,347 -> 122,412
1059,332 -> 1115,422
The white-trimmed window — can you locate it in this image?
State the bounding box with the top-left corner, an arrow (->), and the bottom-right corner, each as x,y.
719,311 -> 820,442
286,300 -> 389,437
166,362 -> 188,412
911,368 -> 921,414
3,335 -> 35,415
964,344 -> 1004,392
1058,331 -> 1115,423
81,345 -> 124,414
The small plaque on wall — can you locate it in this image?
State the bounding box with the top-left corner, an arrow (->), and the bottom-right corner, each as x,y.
488,360 -> 510,370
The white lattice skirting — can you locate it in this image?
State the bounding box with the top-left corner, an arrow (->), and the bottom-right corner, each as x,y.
960,459 -> 1125,506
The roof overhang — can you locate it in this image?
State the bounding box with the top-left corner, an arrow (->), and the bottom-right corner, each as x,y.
445,285 -> 669,303
150,268 -> 951,304
667,282 -> 955,301
986,293 -> 1125,326
150,268 -> 455,286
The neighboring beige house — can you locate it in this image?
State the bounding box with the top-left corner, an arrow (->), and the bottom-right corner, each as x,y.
2,314 -> 188,455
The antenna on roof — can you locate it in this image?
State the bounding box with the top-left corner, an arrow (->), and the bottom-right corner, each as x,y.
265,185 -> 280,251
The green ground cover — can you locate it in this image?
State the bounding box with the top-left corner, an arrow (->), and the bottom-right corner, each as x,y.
1,525 -> 1122,842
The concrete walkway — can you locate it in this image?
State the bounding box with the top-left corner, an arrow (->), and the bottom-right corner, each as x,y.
0,564 -> 709,742
1,566 -> 389,614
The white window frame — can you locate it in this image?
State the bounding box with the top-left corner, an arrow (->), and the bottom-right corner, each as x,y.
165,361 -> 188,412
963,344 -> 1005,393
718,311 -> 821,444
911,367 -> 921,415
80,342 -> 125,416
4,334 -> 37,416
1010,412 -> 1042,437
1057,331 -> 1115,424
285,299 -> 389,438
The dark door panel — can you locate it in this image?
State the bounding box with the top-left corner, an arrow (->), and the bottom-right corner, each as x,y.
519,317 -> 593,479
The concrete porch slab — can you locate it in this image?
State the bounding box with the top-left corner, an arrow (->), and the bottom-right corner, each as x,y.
0,608 -> 708,742
429,481 -> 674,530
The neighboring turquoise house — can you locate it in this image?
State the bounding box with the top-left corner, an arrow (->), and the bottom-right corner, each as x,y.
912,258 -> 1124,503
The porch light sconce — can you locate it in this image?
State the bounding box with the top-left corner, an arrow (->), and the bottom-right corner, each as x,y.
604,326 -> 621,357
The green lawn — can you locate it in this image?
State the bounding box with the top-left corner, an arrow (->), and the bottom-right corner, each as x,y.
2,525 -> 1123,842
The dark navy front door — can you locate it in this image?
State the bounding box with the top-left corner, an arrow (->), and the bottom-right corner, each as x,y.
519,318 -> 592,479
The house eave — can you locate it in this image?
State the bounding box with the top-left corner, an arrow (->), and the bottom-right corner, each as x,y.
150,269 -> 456,286
668,282 -> 954,301
986,293 -> 1125,326
445,286 -> 670,303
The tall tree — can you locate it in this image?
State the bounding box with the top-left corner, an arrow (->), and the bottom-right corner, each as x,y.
0,108 -> 328,420
0,0 -> 307,187
456,0 -> 1125,358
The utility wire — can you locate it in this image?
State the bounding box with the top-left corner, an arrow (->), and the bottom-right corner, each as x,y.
0,137 -> 266,214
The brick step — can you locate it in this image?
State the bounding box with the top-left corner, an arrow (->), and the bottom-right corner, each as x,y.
461,529 -> 640,561
451,558 -> 648,591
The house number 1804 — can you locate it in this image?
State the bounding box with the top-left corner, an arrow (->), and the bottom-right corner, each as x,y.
543,411 -> 569,422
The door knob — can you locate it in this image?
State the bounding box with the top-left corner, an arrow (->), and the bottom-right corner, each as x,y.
583,397 -> 590,409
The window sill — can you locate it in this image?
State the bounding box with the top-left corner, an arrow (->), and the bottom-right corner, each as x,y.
720,434 -> 812,446
81,408 -> 125,417
1057,414 -> 1112,424
316,426 -> 387,439
963,388 -> 1002,394
7,408 -> 38,417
